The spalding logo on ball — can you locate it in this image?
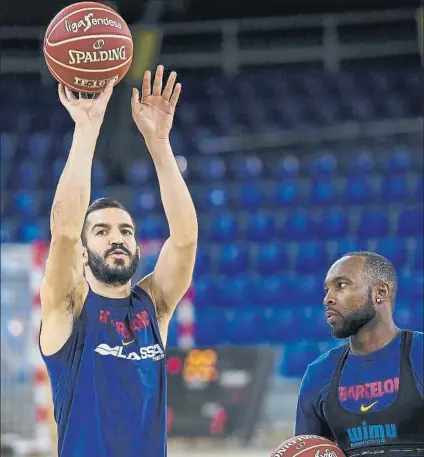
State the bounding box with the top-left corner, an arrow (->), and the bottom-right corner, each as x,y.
44,1 -> 133,93
270,435 -> 346,457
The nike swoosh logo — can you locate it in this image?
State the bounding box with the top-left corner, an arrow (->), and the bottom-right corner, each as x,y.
122,339 -> 135,346
360,401 -> 378,412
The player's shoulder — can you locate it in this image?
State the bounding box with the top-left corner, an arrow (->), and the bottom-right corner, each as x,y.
410,330 -> 423,345
306,342 -> 347,379
409,330 -> 423,357
298,343 -> 346,399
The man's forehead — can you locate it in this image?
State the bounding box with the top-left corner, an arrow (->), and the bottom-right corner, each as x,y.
326,256 -> 366,281
86,208 -> 134,227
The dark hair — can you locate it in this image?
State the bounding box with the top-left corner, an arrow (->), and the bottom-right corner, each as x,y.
342,251 -> 398,304
81,197 -> 135,246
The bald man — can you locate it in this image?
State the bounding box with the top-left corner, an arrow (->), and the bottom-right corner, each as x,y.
295,252 -> 424,457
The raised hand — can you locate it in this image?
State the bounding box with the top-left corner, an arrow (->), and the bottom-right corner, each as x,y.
58,79 -> 115,134
131,65 -> 181,141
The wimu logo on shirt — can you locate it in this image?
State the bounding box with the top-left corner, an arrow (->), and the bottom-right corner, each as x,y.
346,420 -> 398,448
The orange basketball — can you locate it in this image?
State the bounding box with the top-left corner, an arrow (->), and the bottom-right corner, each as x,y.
270,435 -> 346,457
43,1 -> 133,93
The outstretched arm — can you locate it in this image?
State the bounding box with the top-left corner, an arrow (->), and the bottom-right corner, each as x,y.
133,66 -> 198,323
40,82 -> 114,355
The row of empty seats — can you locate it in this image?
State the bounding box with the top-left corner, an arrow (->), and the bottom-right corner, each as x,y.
194,303 -> 424,347
1,137 -> 421,183
1,65 -> 421,136
1,206 -> 423,243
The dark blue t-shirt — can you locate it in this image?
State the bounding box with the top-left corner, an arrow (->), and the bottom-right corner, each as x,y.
296,330 -> 424,455
40,285 -> 167,457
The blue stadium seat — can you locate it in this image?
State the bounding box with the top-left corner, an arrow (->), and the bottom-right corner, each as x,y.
394,305 -> 417,331
292,275 -> 323,304
50,158 -> 67,188
343,176 -> 375,205
356,208 -> 389,237
281,209 -> 315,240
294,241 -> 327,273
273,155 -> 300,179
137,215 -> 167,240
15,160 -> 43,189
263,308 -> 297,343
201,185 -> 230,211
194,246 -> 211,278
402,271 -> 424,300
130,188 -> 159,215
280,342 -> 322,377
254,242 -> 290,274
308,153 -> 337,177
309,179 -> 338,206
125,160 -> 153,185
17,219 -> 49,242
413,239 -> 423,270
196,308 -> 225,346
233,183 -> 265,210
332,238 -> 366,261
381,176 -> 410,203
274,180 -> 302,207
255,275 -> 293,306
216,275 -> 255,307
397,208 -> 423,237
193,278 -> 216,308
230,156 -> 264,180
374,238 -> 408,269
413,176 -> 423,200
217,243 -> 250,276
27,132 -> 51,160
225,307 -> 261,344
300,306 -> 332,340
91,159 -> 107,187
13,191 -> 40,218
316,208 -> 349,239
207,212 -> 239,242
1,133 -> 17,159
245,211 -> 276,241
197,157 -> 227,182
138,252 -> 159,277
1,218 -> 17,243
385,149 -> 413,175
347,150 -> 375,176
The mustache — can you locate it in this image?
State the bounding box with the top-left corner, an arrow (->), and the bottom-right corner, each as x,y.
105,246 -> 132,257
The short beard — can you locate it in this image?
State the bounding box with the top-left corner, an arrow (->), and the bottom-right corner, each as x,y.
87,248 -> 140,286
332,287 -> 376,339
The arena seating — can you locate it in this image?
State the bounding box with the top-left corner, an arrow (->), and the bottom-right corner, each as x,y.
1,62 -> 422,376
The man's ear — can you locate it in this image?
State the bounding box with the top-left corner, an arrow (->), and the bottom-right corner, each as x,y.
82,246 -> 89,266
376,282 -> 390,303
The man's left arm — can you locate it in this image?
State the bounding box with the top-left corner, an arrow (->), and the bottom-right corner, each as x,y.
132,66 -> 198,322
139,137 -> 198,319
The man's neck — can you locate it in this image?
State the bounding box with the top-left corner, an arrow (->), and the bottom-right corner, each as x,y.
86,272 -> 131,299
349,319 -> 399,355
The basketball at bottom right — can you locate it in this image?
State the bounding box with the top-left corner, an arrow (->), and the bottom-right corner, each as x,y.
270,435 -> 346,457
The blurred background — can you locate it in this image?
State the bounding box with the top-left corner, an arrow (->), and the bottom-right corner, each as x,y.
1,0 -> 423,456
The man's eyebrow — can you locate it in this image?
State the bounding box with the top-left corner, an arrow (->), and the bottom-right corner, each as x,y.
91,223 -> 110,232
324,275 -> 351,288
119,223 -> 134,230
91,223 -> 134,231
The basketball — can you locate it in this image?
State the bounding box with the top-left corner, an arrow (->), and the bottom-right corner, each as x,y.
270,435 -> 346,457
43,1 -> 133,93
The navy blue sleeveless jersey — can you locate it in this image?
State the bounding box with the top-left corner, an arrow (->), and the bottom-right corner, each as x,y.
40,285 -> 167,457
296,330 -> 424,456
